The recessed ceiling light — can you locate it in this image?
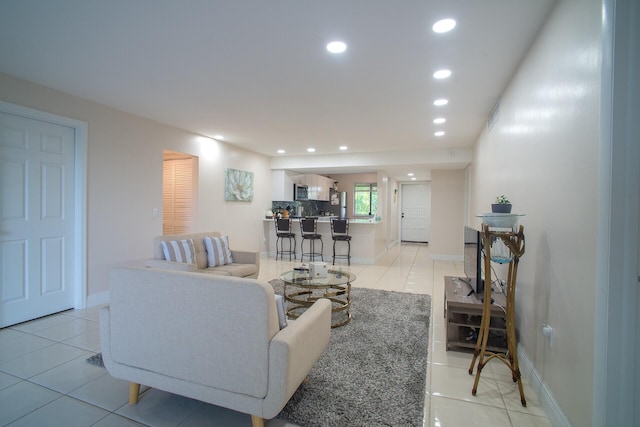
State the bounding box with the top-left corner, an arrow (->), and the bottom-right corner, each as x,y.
411,177 -> 417,181
407,173 -> 414,176
433,98 -> 449,106
432,19 -> 456,33
213,134 -> 224,140
277,149 -> 285,154
326,41 -> 347,53
433,118 -> 446,124
434,131 -> 445,137
339,146 -> 348,150
433,69 -> 451,79
307,147 -> 316,153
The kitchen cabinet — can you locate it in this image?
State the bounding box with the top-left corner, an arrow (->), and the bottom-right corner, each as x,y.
305,174 -> 320,200
317,175 -> 334,201
272,170 -> 295,201
305,174 -> 333,201
277,172 -> 333,201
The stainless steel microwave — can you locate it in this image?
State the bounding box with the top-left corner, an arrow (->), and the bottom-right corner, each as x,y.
294,184 -> 308,201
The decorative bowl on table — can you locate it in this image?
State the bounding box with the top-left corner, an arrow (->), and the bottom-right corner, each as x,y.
475,213 -> 525,229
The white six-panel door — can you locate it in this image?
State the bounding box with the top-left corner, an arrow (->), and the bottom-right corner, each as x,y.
0,112 -> 76,327
401,183 -> 431,243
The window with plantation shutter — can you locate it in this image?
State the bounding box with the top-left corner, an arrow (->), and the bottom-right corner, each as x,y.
163,157 -> 196,235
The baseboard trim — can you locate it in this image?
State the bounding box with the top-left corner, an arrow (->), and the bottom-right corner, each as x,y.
517,344 -> 572,427
86,291 -> 110,308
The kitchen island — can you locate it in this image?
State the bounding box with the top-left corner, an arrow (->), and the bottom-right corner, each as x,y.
263,217 -> 385,264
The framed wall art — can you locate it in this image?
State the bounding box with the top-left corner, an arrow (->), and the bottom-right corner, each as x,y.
224,168 -> 254,202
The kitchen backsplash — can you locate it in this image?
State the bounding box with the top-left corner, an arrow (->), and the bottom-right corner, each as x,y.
272,200 -> 332,217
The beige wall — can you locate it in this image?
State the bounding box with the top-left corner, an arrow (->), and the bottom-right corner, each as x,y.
375,172 -> 390,255
470,1 -> 600,425
429,170 -> 466,259
385,175 -> 401,248
328,172 -> 378,217
0,73 -> 271,301
330,171 -> 398,256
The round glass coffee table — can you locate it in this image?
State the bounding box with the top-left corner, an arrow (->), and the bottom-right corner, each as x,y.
280,268 -> 356,328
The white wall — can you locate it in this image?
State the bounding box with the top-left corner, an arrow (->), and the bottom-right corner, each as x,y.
470,1 -> 601,425
0,73 -> 271,300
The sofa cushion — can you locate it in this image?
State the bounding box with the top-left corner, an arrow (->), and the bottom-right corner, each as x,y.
197,268 -> 232,276
144,259 -> 198,272
204,235 -> 234,267
161,239 -> 197,264
210,263 -> 258,278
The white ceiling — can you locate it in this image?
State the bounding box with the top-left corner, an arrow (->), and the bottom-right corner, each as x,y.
0,0 -> 556,182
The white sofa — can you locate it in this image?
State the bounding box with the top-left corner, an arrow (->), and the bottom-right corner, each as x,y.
145,231 -> 260,278
100,266 -> 331,427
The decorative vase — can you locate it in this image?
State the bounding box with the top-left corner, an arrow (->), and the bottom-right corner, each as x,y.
491,203 -> 512,213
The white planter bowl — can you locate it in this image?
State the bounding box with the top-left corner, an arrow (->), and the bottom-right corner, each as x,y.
476,213 -> 524,229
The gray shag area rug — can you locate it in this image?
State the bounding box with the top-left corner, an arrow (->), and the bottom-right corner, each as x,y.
86,352 -> 103,367
88,280 -> 431,426
271,279 -> 431,427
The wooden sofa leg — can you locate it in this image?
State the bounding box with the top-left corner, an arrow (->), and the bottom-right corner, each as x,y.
129,382 -> 141,404
251,415 -> 264,427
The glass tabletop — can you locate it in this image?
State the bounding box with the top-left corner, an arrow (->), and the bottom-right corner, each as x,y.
280,268 -> 356,287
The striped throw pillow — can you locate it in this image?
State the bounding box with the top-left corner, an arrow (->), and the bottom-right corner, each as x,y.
161,239 -> 197,264
275,294 -> 287,329
204,235 -> 234,267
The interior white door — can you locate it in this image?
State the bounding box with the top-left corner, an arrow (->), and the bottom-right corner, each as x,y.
0,112 -> 76,327
401,183 -> 431,242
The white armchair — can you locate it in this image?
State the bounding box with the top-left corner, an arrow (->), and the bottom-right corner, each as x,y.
100,267 -> 331,427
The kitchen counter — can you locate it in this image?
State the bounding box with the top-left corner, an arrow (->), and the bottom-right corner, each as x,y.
265,216 -> 381,223
263,217 -> 385,264
289,216 -> 337,222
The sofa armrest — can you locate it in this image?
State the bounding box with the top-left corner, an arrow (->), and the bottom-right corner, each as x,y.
262,298 -> 331,418
99,307 -> 114,371
144,259 -> 197,272
231,250 -> 260,268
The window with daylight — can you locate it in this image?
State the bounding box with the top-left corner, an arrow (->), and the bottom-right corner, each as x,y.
354,183 -> 377,216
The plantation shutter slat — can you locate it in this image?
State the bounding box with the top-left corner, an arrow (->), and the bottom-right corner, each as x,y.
163,158 -> 194,235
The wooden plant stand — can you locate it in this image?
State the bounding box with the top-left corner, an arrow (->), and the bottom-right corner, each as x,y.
468,224 -> 527,406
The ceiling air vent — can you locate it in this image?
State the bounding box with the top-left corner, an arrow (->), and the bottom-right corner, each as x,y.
487,98 -> 501,132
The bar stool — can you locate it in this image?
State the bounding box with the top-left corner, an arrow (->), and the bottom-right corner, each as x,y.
274,218 -> 296,261
330,218 -> 351,265
300,217 -> 323,262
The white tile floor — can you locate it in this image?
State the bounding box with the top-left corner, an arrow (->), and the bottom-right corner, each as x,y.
0,243 -> 551,427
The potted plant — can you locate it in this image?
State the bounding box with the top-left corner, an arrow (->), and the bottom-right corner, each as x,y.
492,195 -> 512,213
